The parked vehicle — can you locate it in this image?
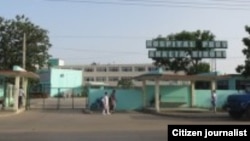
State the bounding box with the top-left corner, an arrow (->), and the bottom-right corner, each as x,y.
225,84 -> 250,119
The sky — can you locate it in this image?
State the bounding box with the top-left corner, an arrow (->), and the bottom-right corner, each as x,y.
1,0 -> 250,74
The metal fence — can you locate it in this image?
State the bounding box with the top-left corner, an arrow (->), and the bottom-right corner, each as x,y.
27,86 -> 87,110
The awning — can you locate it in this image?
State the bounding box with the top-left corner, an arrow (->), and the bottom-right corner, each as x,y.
133,73 -> 232,81
0,70 -> 39,79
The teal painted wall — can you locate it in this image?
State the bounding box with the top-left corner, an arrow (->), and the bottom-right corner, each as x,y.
88,87 -> 143,111
87,85 -> 243,111
50,68 -> 83,97
38,68 -> 83,97
0,77 -> 4,97
145,85 -> 190,107
160,85 -> 190,104
88,85 -> 191,111
195,90 -> 239,108
0,86 -> 3,97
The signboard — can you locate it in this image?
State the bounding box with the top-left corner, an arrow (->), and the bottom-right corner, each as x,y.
202,41 -> 227,48
146,40 -> 228,49
146,40 -> 228,59
148,50 -> 226,58
146,40 -> 196,48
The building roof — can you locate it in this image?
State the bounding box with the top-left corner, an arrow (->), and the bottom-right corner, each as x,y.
60,63 -> 155,68
133,73 -> 232,81
0,70 -> 39,79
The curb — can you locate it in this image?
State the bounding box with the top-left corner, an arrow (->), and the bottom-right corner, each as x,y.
0,108 -> 25,118
141,109 -> 229,119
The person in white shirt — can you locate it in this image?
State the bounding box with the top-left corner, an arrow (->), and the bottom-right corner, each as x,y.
18,87 -> 25,108
211,90 -> 217,113
102,92 -> 110,115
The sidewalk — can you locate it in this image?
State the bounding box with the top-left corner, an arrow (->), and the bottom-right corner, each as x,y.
1,107 -> 229,119
0,108 -> 25,118
142,107 -> 229,119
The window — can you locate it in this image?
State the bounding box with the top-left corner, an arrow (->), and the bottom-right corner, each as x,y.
195,81 -> 210,89
108,67 -> 119,72
84,68 -> 94,72
0,79 -> 3,85
134,67 -> 145,72
96,77 -> 106,82
109,77 -> 119,82
121,77 -> 132,80
85,77 -> 94,82
75,68 -> 83,70
121,67 -> 132,72
148,67 -> 157,72
217,80 -> 229,90
96,67 -> 107,72
236,80 -> 250,90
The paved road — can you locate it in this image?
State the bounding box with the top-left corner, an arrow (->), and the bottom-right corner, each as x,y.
0,109 -> 250,141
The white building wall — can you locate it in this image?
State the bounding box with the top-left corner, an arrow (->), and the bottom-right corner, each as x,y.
60,63 -> 186,87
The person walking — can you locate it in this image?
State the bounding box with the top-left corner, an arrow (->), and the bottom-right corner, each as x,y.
102,92 -> 110,115
18,87 -> 25,109
109,89 -> 117,113
211,90 -> 217,113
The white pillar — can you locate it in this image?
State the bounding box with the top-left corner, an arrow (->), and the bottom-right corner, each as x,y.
22,78 -> 28,109
155,79 -> 160,112
211,80 -> 216,91
14,76 -> 20,111
142,80 -> 146,108
190,81 -> 195,108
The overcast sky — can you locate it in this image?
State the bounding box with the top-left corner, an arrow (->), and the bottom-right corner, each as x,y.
1,0 -> 250,74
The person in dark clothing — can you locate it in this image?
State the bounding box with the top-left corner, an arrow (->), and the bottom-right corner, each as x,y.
109,89 -> 117,113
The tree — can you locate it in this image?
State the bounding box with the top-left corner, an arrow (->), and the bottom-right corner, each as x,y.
117,78 -> 134,89
0,15 -> 52,72
152,30 -> 214,75
236,25 -> 250,77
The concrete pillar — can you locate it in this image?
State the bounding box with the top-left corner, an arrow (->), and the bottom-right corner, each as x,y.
142,80 -> 147,108
155,79 -> 160,112
22,78 -> 28,109
190,81 -> 195,108
211,80 -> 216,91
14,76 -> 20,111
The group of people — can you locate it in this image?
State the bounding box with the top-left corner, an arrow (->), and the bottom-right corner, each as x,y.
102,89 -> 116,115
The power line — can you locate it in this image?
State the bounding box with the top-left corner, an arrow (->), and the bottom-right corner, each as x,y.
121,0 -> 250,7
44,0 -> 250,11
49,35 -> 244,40
50,35 -> 152,39
208,0 -> 250,3
51,47 -> 146,54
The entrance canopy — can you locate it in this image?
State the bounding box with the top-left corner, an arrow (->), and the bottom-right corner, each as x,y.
0,70 -> 39,112
134,73 -> 231,81
0,70 -> 39,79
133,72 -> 232,113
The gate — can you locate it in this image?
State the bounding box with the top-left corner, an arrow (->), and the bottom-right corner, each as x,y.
27,86 -> 88,110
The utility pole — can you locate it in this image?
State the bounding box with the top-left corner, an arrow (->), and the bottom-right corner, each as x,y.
22,33 -> 26,69
22,33 -> 27,110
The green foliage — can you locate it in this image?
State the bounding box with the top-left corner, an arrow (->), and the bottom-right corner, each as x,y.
236,26 -> 250,78
0,15 -> 52,72
188,62 -> 210,75
152,30 -> 213,74
117,78 -> 134,89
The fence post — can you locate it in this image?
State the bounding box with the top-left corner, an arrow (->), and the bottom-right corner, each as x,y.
26,83 -> 30,110
72,89 -> 74,109
57,88 -> 60,110
42,85 -> 45,109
